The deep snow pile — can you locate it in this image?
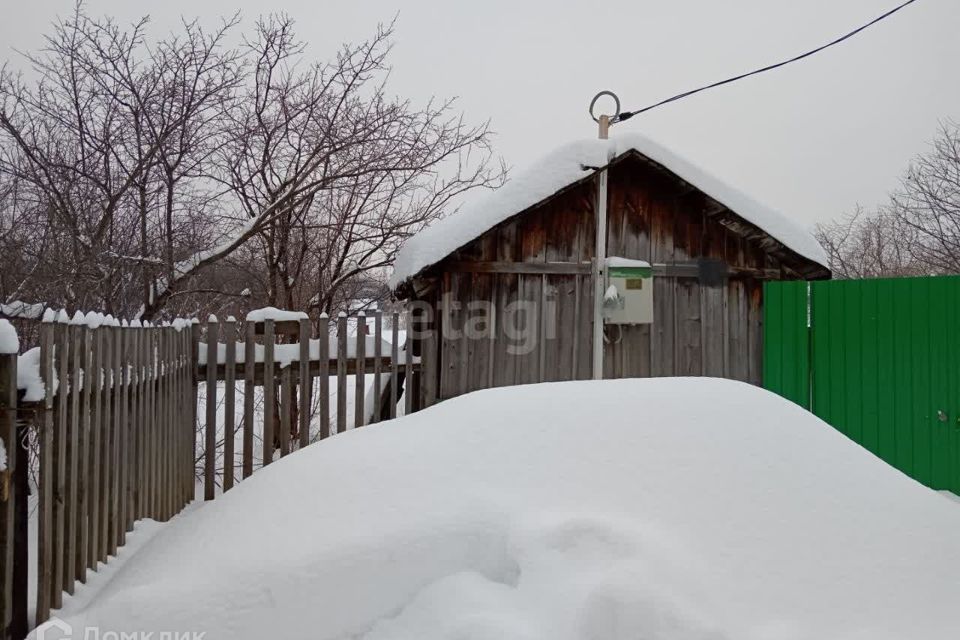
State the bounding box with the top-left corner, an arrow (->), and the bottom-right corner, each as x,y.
40,378 -> 960,640
389,133 -> 829,289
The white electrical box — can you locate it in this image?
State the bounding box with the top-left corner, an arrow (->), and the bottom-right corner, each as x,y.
603,257 -> 654,325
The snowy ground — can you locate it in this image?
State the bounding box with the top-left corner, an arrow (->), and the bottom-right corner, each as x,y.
32,378 -> 960,639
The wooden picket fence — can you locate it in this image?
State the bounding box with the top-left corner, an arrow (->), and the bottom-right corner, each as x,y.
0,350 -> 20,640
0,308 -> 426,639
32,320 -> 196,626
196,311 -> 424,499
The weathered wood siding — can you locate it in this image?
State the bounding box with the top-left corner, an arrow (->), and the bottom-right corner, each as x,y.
419,155 -> 788,401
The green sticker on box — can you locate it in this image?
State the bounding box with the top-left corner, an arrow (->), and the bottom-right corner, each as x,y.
608,266 -> 652,278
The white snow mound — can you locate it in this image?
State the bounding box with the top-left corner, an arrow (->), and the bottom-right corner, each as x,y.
389,133 -> 828,289
245,307 -> 309,323
41,378 -> 960,640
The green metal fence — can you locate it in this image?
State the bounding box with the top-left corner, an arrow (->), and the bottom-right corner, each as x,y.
764,276 -> 960,494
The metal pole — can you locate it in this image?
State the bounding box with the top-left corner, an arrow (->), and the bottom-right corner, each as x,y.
592,154 -> 608,380
587,93 -> 619,380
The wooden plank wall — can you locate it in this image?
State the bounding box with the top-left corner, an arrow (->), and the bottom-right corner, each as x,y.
426,156 -> 774,400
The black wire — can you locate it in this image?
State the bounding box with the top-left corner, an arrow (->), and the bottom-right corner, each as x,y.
615,0 -> 920,123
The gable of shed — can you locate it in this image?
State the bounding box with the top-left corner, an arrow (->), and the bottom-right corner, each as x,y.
437,154 -> 794,278
391,134 -> 829,292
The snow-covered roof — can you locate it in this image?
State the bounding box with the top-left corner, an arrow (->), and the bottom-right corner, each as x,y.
390,133 -> 828,289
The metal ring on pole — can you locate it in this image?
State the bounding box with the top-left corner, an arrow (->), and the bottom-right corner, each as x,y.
589,91 -> 621,123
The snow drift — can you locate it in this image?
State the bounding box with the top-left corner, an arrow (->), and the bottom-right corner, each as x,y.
40,378 -> 960,639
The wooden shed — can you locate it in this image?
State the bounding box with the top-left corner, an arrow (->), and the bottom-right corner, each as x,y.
390,134 -> 830,405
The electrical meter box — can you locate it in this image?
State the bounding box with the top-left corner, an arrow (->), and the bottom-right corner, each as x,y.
603,257 -> 653,325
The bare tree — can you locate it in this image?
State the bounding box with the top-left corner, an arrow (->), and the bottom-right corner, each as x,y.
816,120 -> 960,279
889,120 -> 960,273
141,15 -> 504,319
0,6 -> 503,322
0,4 -> 242,315
814,206 -> 921,279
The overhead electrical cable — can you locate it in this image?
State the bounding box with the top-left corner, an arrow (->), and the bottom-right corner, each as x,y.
613,0 -> 921,123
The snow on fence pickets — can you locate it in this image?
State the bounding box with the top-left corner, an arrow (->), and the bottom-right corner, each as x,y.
0,306 -> 424,639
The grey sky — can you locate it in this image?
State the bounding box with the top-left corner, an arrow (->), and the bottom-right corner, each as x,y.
2,0 -> 956,230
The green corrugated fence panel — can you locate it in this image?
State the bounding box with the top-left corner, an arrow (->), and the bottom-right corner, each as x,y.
765,275 -> 960,494
762,280 -> 810,410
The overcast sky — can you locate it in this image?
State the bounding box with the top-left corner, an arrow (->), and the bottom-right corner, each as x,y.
1,0 -> 956,229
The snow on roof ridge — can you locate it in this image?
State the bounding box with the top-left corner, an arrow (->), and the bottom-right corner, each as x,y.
389,133 -> 827,289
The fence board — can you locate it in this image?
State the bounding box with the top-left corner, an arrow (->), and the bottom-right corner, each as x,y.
355,314 -> 365,428
111,324 -> 124,556
298,318 -> 311,448
146,326 -> 155,525
165,327 -> 175,519
262,320 -> 275,465
158,328 -> 167,520
117,325 -> 129,544
0,353 -> 17,638
180,328 -> 191,506
318,315 -> 330,440
164,328 -> 174,519
280,366 -> 291,457
87,325 -> 102,574
130,327 -> 141,521
152,327 -> 161,516
390,315 -> 399,420
78,325 -> 92,580
65,323 -> 80,593
223,319 -> 237,491
372,312 -> 382,424
177,328 -> 186,507
97,326 -> 112,567
337,316 -> 347,433
36,321 -> 54,623
404,309 -> 413,416
155,325 -> 165,511
54,320 -> 68,603
138,326 -> 150,521
243,322 -> 255,478
204,320 -> 218,500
